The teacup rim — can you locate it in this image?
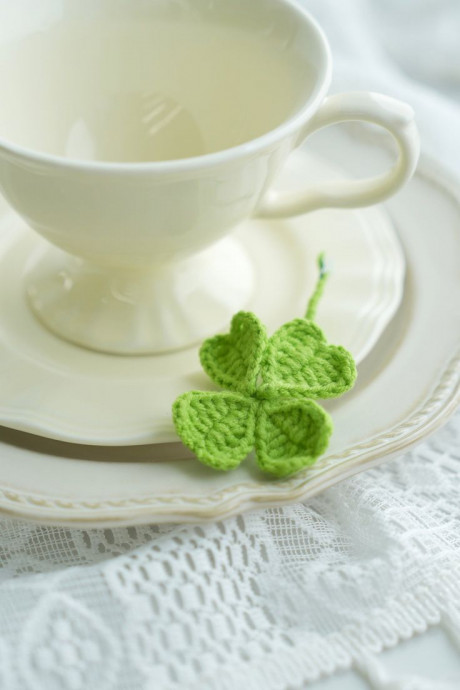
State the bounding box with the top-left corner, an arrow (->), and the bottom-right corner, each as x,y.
0,1 -> 332,174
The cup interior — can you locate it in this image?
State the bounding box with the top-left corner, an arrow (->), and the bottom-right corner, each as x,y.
0,0 -> 328,163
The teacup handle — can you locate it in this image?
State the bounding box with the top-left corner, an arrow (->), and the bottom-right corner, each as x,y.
257,92 -> 420,218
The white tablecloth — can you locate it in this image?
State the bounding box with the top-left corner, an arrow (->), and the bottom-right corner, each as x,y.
1,2 -> 460,689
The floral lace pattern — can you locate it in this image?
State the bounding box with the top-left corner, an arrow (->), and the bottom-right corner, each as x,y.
0,412 -> 458,689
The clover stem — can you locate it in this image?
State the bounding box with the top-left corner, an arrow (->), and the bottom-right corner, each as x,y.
305,253 -> 330,321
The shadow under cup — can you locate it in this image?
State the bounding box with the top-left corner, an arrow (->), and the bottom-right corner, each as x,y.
0,0 -> 327,354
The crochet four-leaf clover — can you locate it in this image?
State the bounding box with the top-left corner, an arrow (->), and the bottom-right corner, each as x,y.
173,259 -> 357,478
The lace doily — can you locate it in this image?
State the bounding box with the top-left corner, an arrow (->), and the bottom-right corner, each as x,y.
0,410 -> 458,690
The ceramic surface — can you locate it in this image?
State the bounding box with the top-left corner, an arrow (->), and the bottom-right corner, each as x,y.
0,0 -> 420,353
0,150 -> 404,445
0,133 -> 457,526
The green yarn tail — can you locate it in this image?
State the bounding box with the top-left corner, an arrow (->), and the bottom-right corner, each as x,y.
305,253 -> 329,321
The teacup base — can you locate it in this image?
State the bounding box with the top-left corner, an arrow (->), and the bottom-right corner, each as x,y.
25,237 -> 254,355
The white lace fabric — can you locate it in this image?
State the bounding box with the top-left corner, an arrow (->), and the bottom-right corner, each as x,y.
0,414 -> 459,689
1,1 -> 460,688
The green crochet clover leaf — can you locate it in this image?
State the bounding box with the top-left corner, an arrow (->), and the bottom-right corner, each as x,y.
255,399 -> 333,478
172,254 -> 357,479
200,311 -> 267,394
259,319 -> 357,401
172,391 -> 257,471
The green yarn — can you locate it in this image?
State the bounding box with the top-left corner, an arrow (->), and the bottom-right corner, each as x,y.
256,399 -> 333,478
200,311 -> 267,395
259,320 -> 356,401
172,255 -> 357,478
173,391 -> 257,471
305,252 -> 329,321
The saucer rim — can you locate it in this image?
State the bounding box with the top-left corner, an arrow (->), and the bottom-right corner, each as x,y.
0,346 -> 457,527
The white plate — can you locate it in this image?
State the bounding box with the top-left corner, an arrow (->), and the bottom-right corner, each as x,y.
0,150 -> 404,445
0,135 -> 458,526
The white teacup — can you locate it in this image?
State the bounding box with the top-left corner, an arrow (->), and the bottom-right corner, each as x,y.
0,0 -> 420,354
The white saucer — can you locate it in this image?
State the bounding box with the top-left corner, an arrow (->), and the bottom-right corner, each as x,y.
0,129 -> 458,526
0,150 -> 404,445
0,132 -> 460,527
